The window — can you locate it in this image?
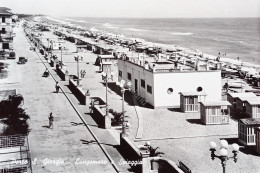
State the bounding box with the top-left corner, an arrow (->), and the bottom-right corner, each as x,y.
167,88 -> 173,94
147,85 -> 152,94
127,73 -> 131,80
1,28 -> 6,34
141,79 -> 145,88
119,70 -> 122,77
188,97 -> 195,104
2,17 -> 6,23
257,105 -> 260,113
197,87 -> 203,92
2,43 -> 9,49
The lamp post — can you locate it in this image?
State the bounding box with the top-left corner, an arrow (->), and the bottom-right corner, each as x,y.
209,140 -> 239,173
59,43 -> 63,68
101,71 -> 114,117
74,55 -> 81,86
116,80 -> 132,135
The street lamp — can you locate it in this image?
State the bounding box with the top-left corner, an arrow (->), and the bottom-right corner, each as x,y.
74,55 -> 82,86
59,43 -> 63,68
209,140 -> 239,173
101,71 -> 114,117
116,80 -> 132,136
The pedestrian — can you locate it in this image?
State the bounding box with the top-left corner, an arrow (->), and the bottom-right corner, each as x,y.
55,81 -> 60,93
81,56 -> 83,61
48,112 -> 54,129
80,70 -> 83,78
82,70 -> 86,78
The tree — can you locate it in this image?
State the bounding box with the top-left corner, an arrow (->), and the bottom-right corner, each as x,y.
0,94 -> 30,135
109,109 -> 127,126
148,146 -> 164,157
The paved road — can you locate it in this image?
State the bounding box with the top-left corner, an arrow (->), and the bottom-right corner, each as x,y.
0,24 -> 133,173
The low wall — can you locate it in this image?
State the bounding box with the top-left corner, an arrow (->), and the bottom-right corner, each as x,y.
120,135 -> 150,172
57,67 -> 69,81
92,105 -> 112,129
142,157 -> 184,173
120,135 -> 142,161
50,59 -> 56,67
69,79 -> 89,105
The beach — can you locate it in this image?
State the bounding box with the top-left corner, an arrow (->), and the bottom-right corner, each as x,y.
45,16 -> 260,66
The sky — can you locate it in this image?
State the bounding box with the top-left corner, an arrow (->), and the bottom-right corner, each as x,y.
0,0 -> 260,18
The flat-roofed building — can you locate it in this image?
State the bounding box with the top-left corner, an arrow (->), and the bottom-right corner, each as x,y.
117,57 -> 222,108
238,118 -> 260,146
0,7 -> 14,50
200,101 -> 231,125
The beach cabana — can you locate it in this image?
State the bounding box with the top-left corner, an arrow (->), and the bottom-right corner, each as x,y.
256,127 -> 260,154
238,118 -> 260,146
227,92 -> 256,109
179,91 -> 207,112
236,95 -> 258,114
200,101 -> 231,125
245,97 -> 260,118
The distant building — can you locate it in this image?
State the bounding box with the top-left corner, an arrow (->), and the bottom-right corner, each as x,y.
118,57 -> 222,108
0,7 -> 14,51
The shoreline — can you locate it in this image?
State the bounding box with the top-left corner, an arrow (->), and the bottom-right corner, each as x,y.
39,16 -> 260,71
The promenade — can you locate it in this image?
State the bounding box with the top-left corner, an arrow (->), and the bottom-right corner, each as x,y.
0,25 -> 133,172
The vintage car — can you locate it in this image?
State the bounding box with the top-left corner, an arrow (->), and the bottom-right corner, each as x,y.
17,57 -> 28,64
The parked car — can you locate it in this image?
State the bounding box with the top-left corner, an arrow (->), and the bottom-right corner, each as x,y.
8,52 -> 16,59
18,57 -> 28,64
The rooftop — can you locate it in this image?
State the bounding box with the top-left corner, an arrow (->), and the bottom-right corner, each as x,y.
228,92 -> 257,98
201,101 -> 231,106
0,7 -> 12,15
240,118 -> 260,126
179,91 -> 207,96
245,97 -> 260,105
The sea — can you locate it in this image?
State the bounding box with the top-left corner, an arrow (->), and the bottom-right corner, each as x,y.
51,17 -> 260,65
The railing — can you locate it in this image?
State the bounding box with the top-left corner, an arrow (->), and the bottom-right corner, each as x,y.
207,115 -> 229,124
185,104 -> 199,112
0,135 -> 27,148
0,162 -> 30,173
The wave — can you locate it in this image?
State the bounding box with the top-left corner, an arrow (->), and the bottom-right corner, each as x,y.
45,16 -> 71,25
124,28 -> 146,32
76,20 -> 87,23
171,32 -> 194,36
103,23 -> 119,29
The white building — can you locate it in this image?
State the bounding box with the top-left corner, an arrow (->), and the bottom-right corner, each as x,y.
0,7 -> 14,50
117,57 -> 222,108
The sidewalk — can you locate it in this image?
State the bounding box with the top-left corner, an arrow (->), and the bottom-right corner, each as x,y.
0,25 -> 131,173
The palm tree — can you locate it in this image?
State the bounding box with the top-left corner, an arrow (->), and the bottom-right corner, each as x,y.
109,109 -> 127,126
148,146 -> 164,157
0,94 -> 30,135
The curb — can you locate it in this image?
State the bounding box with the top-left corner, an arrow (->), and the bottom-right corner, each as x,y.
133,133 -> 238,142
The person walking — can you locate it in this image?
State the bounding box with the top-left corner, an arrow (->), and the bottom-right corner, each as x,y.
82,70 -> 86,78
80,70 -> 83,78
48,112 -> 54,129
55,81 -> 60,93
